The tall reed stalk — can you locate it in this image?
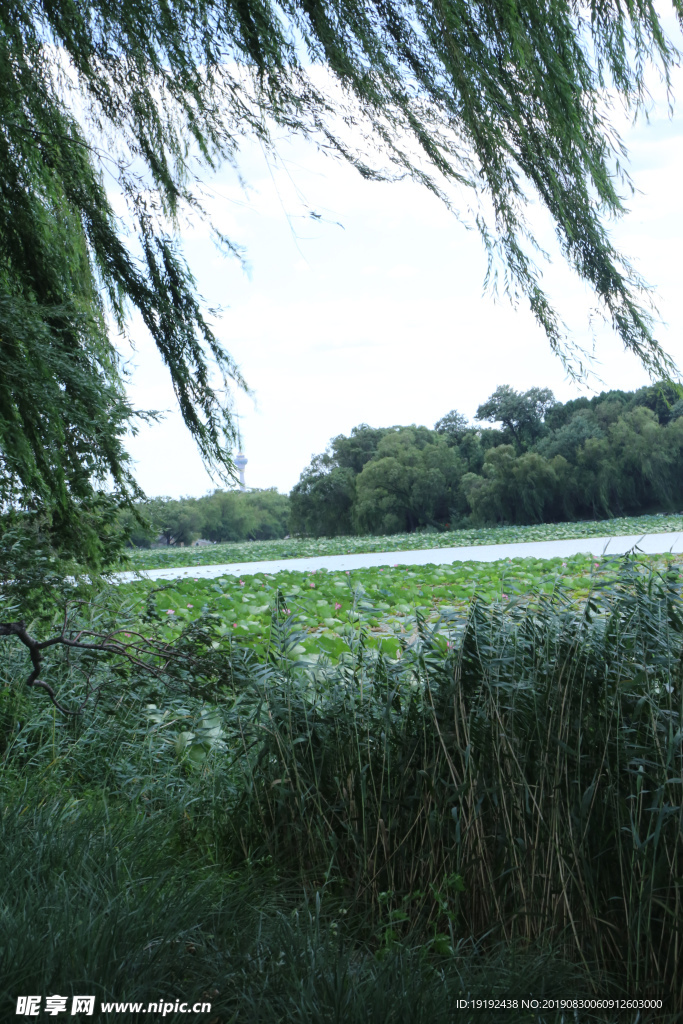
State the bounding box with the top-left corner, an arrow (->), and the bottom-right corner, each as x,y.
2,556 -> 681,1015
224,559 -> 682,1008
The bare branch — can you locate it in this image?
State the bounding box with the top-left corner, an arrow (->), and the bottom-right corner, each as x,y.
0,618 -> 203,715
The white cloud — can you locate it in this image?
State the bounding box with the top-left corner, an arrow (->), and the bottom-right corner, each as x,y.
122,82 -> 683,498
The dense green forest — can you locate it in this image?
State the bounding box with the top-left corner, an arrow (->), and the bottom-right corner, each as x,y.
136,381 -> 683,547
290,382 -> 683,536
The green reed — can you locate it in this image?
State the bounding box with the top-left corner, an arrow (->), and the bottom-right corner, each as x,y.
220,558 -> 682,1009
1,555 -> 681,1019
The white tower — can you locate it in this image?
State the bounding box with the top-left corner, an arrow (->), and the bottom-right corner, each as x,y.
234,451 -> 248,491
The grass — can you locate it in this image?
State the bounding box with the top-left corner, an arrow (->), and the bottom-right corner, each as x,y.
1,554 -> 682,1020
0,803 -> 602,1023
123,511 -> 683,571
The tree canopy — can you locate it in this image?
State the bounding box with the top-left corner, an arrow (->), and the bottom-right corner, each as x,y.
289,383 -> 683,534
119,488 -> 290,546
2,0 -> 683,558
475,385 -> 556,449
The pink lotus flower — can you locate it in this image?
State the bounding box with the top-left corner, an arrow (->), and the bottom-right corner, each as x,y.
166,609 -> 175,615
309,582 -> 315,588
334,602 -> 342,610
239,580 -> 245,586
187,603 -> 193,608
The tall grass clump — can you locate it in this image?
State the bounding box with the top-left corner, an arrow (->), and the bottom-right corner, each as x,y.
1,555 -> 681,1019
0,801 -> 601,1023
222,559 -> 682,1009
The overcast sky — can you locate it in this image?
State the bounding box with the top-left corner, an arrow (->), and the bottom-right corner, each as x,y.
123,49 -> 683,499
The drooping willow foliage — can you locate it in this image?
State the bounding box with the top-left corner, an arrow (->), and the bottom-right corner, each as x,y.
1,0 -> 682,553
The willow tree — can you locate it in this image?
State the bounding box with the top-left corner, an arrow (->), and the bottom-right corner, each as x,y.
2,0 -> 682,559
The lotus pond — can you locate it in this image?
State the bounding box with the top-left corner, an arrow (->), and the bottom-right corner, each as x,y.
124,511 -> 683,571
126,551 -> 679,664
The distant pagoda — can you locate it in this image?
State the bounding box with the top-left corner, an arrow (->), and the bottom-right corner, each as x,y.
234,451 -> 248,491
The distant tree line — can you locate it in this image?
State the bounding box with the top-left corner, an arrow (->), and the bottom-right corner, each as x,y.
119,383 -> 683,546
121,489 -> 290,547
289,383 -> 683,536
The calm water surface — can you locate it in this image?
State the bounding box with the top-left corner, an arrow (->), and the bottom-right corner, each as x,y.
115,531 -> 683,583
